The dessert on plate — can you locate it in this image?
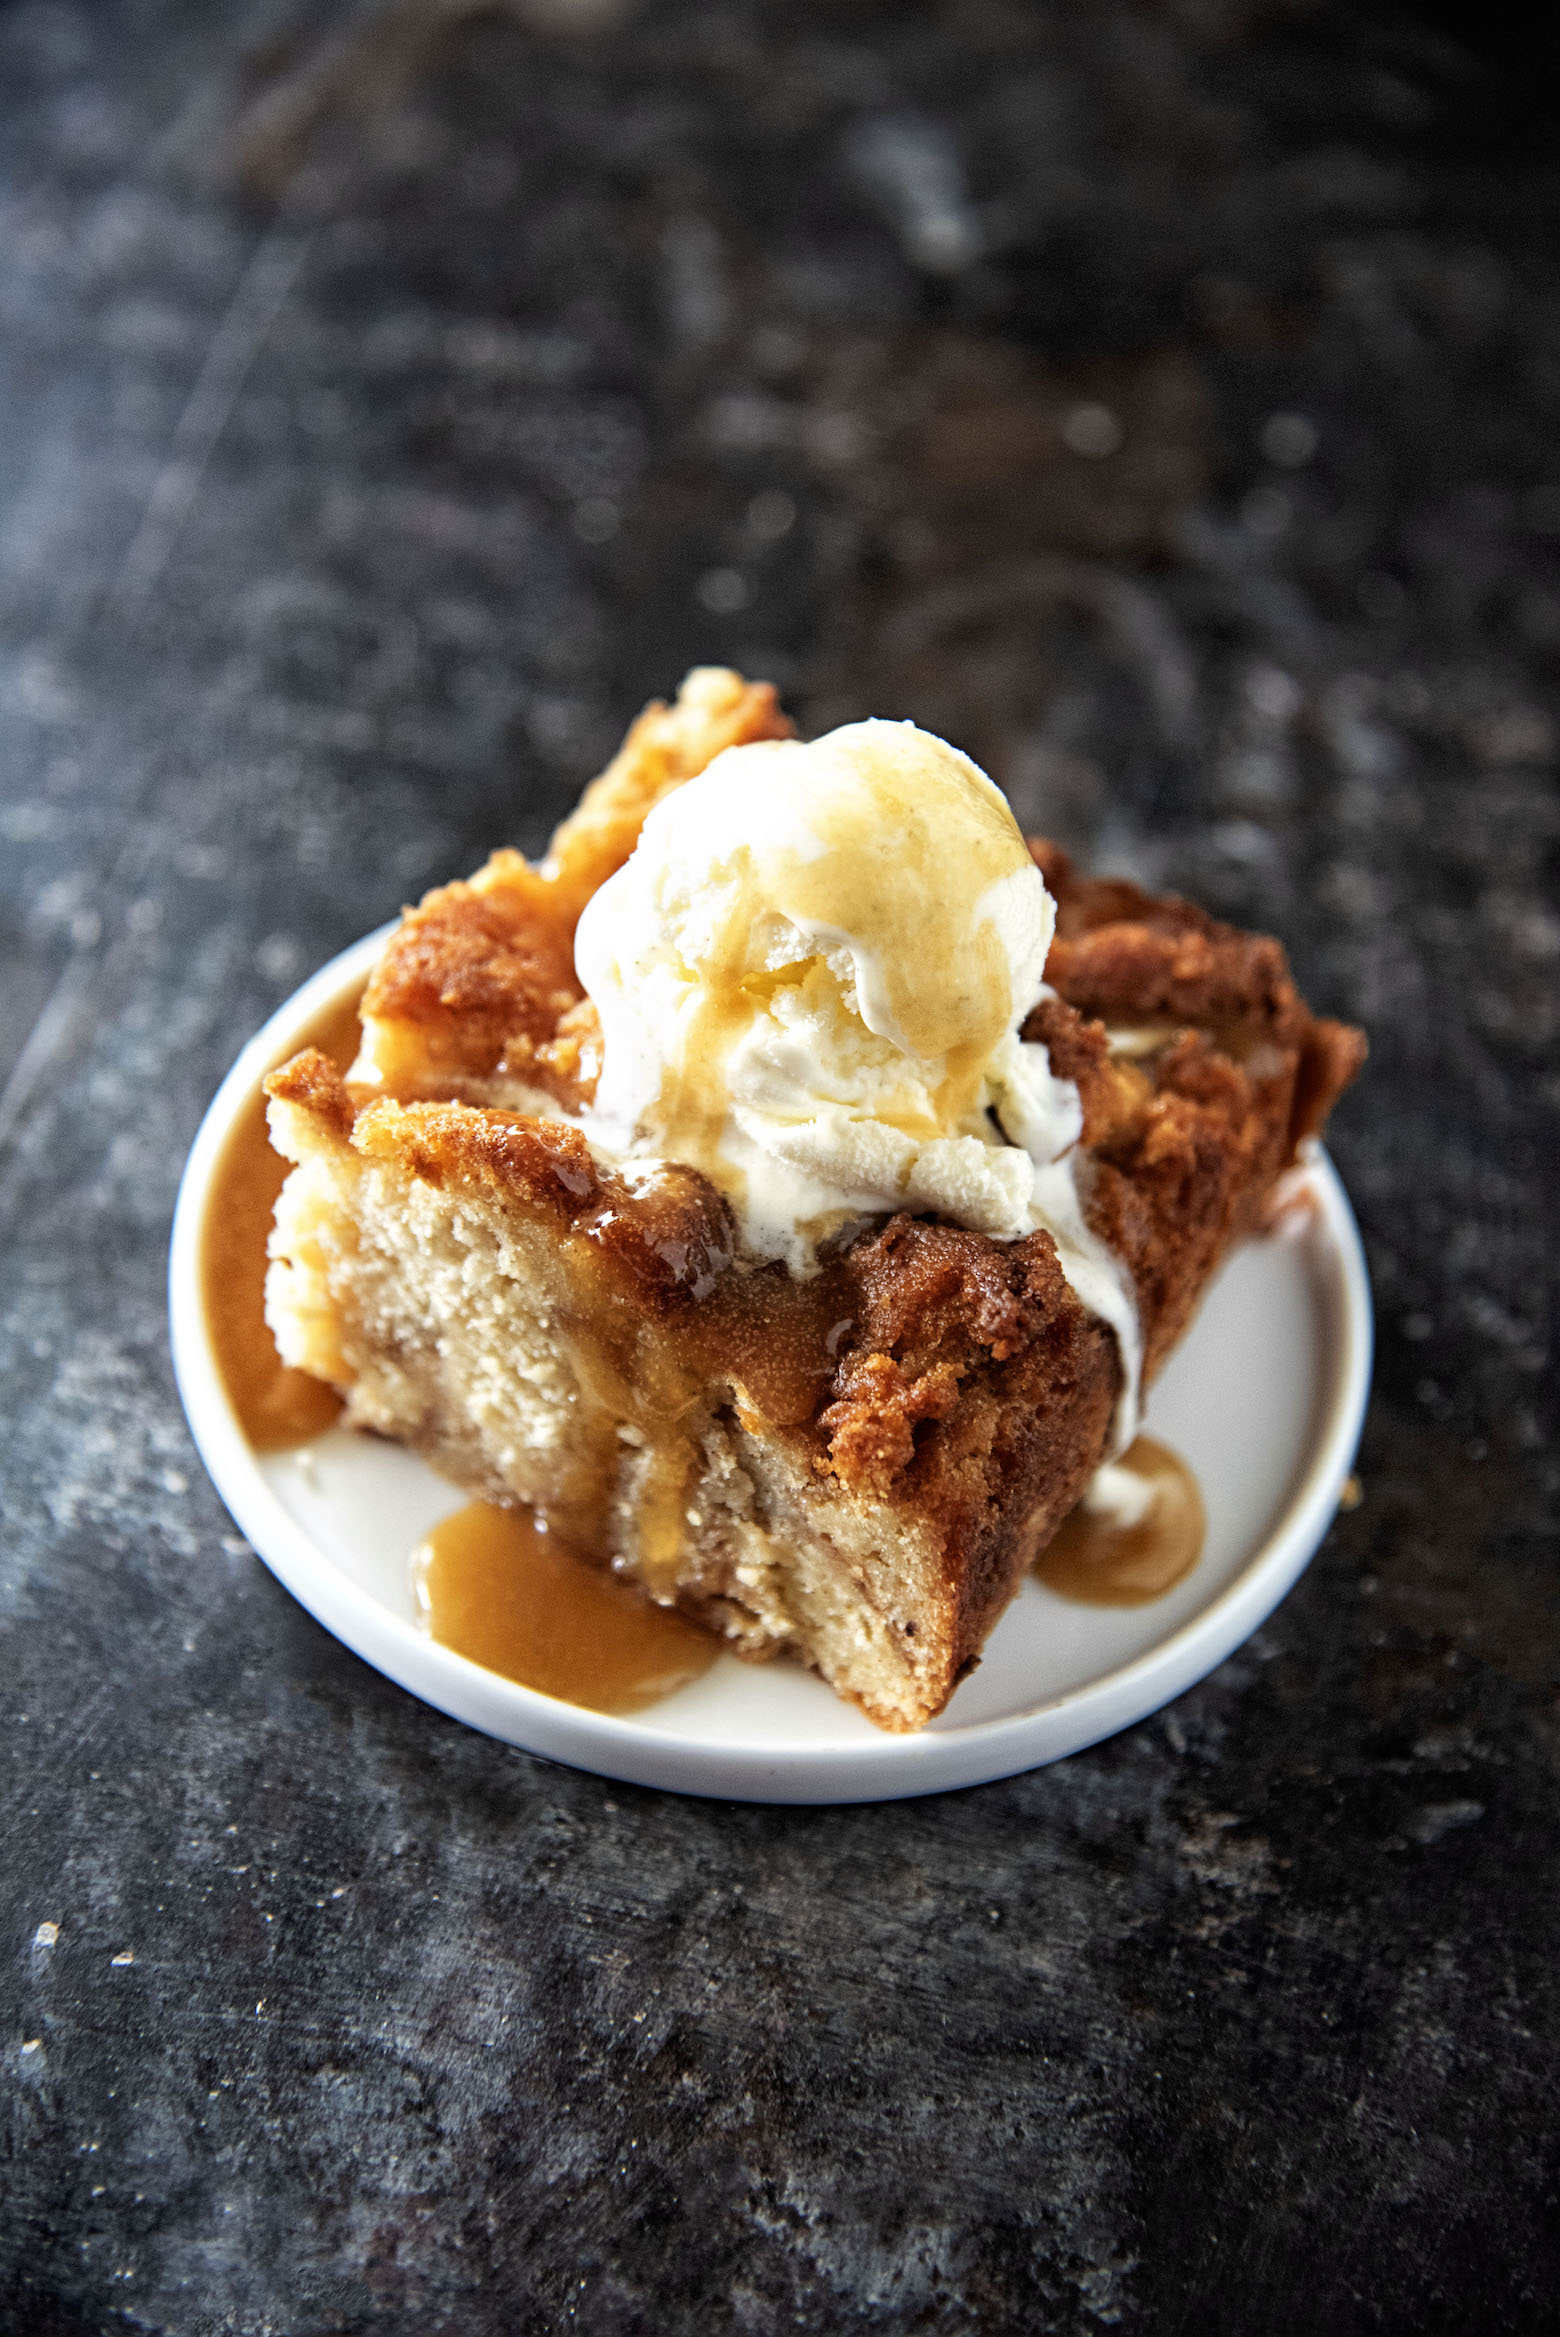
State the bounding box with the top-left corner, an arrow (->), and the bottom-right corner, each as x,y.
262,668 -> 1364,1731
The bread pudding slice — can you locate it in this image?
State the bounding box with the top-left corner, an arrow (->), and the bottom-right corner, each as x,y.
264,670 -> 1364,1731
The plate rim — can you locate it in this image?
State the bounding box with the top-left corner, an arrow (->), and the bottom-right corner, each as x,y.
170,930 -> 1373,1804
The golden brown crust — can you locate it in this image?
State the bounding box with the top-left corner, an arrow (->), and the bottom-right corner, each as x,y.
540,667 -> 792,916
821,1217 -> 1118,1678
1033,840 -> 1303,1035
264,1047 -> 356,1140
1025,837 -> 1365,1376
359,855 -> 584,1099
357,668 -> 791,1110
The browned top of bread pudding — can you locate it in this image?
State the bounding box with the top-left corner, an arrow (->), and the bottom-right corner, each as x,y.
264,669 -> 1364,1730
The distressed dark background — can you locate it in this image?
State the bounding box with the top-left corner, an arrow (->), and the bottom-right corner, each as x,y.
1,2 -> 1557,2331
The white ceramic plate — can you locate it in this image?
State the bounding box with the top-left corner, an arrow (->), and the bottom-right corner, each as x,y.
171,931 -> 1372,1803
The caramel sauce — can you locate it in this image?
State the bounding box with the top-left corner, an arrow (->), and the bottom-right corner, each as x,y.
1036,1436 -> 1205,1607
414,1500 -> 718,1713
201,991 -> 365,1451
536,1292 -> 708,1595
520,1172 -> 843,1591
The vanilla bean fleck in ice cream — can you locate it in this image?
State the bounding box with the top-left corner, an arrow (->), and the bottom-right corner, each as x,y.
573,717 -> 1143,1435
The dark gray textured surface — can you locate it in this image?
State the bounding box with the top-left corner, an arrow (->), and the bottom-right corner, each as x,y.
1,4 -> 1556,2330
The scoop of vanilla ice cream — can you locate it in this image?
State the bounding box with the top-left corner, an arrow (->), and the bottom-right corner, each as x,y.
573,714 -> 1143,1438
577,718 -> 1041,1238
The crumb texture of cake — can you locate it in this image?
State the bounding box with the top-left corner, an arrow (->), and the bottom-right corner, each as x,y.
263,670 -> 1364,1732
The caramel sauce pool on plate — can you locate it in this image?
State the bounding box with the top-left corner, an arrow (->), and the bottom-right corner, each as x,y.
414,1501 -> 717,1715
1035,1435 -> 1206,1607
200,991 -> 363,1451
